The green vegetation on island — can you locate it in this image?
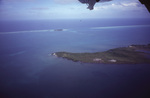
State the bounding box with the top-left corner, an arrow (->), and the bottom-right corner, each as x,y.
52,44 -> 150,64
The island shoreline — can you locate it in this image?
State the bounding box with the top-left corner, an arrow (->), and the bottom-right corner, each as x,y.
52,44 -> 150,64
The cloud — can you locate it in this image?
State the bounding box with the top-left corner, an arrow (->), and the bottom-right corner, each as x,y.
53,0 -> 77,4
121,2 -> 140,7
31,7 -> 49,10
100,0 -> 112,3
6,0 -> 35,1
94,1 -> 142,10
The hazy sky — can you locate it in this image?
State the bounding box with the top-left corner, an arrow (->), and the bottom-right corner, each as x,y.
0,0 -> 150,20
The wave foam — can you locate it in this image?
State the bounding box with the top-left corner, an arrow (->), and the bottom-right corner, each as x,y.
91,25 -> 150,29
0,29 -> 68,35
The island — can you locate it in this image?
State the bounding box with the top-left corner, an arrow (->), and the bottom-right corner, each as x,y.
52,44 -> 150,64
54,29 -> 63,31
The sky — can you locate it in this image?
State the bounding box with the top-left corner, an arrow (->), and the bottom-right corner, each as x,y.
0,0 -> 150,20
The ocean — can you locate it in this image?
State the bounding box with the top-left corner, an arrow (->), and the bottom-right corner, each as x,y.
0,19 -> 150,98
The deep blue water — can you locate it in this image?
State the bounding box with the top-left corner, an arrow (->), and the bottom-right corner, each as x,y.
0,19 -> 150,98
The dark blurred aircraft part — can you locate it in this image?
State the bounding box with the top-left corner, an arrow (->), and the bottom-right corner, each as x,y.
139,0 -> 150,12
78,0 -> 112,10
79,0 -> 150,13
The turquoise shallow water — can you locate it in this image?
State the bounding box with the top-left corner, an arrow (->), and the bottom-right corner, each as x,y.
0,19 -> 150,98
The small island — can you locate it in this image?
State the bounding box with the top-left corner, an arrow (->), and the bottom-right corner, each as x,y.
52,44 -> 150,64
54,29 -> 63,31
